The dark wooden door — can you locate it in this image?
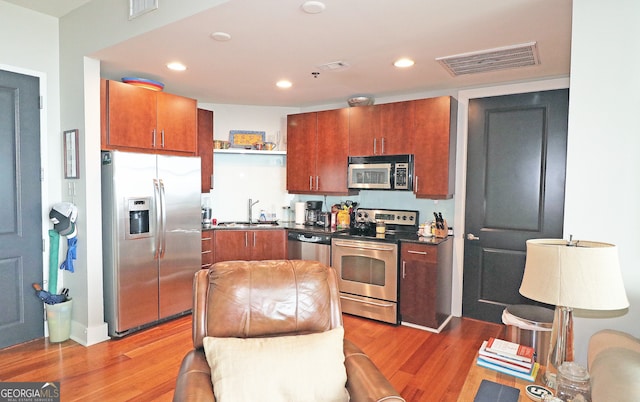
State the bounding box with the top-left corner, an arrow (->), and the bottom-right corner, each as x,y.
0,69 -> 43,348
462,89 -> 568,323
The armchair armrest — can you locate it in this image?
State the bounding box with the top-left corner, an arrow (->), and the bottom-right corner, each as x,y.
344,339 -> 406,402
173,349 -> 215,402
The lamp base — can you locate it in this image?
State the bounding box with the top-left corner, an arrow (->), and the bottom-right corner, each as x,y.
545,305 -> 574,389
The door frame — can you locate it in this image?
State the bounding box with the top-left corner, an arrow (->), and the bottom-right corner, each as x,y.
451,77 -> 570,317
1,63 -> 51,336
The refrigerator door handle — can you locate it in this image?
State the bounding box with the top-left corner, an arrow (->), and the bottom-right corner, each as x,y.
153,178 -> 162,259
159,179 -> 167,258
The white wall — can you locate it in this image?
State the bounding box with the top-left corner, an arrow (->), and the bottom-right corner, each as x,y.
0,1 -> 61,336
564,0 -> 640,365
56,0 -> 230,345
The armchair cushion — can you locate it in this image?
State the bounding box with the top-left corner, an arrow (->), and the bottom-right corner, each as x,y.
203,326 -> 349,402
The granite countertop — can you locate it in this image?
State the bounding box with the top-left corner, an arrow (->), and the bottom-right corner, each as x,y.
204,221 -> 451,245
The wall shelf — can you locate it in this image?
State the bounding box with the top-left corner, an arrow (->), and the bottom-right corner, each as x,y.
214,149 -> 286,156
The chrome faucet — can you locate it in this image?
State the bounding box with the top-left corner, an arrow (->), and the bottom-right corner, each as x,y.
248,198 -> 260,223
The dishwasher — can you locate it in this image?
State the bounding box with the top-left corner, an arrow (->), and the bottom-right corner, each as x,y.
287,230 -> 332,266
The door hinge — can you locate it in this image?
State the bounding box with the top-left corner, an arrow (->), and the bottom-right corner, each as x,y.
39,96 -> 43,109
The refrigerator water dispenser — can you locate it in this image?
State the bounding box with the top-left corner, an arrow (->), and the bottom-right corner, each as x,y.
125,198 -> 151,239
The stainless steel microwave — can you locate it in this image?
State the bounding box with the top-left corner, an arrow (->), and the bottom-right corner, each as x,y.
347,154 -> 414,190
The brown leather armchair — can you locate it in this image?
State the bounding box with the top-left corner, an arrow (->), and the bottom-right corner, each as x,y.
173,260 -> 405,402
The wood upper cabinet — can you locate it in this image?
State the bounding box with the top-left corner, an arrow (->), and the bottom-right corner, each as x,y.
400,238 -> 453,330
101,79 -> 197,154
378,101 -> 414,155
286,109 -> 350,194
213,229 -> 286,263
348,105 -> 376,156
197,108 -> 214,192
412,96 -> 457,199
286,112 -> 317,193
349,101 -> 414,156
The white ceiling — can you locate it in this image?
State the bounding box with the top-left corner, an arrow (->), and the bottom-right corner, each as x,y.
6,0 -> 573,107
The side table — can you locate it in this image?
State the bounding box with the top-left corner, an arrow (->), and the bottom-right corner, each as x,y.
457,358 -> 547,401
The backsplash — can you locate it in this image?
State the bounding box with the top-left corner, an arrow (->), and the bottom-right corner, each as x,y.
204,152 -> 454,227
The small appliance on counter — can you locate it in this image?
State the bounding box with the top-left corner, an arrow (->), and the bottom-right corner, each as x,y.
294,202 -> 306,224
201,207 -> 212,228
304,201 -> 323,226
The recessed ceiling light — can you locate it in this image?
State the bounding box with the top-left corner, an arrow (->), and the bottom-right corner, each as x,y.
210,31 -> 232,41
276,80 -> 292,89
167,62 -> 187,71
301,1 -> 326,14
394,58 -> 415,68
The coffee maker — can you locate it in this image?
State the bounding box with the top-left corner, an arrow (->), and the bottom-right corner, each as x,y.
304,201 -> 322,226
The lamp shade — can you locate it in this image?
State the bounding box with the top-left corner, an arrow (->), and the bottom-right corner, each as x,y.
519,239 -> 629,310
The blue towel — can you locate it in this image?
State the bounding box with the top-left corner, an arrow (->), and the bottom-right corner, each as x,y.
60,237 -> 77,273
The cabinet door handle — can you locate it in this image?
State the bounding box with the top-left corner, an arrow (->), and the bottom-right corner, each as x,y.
316,176 -> 319,190
381,137 -> 385,154
309,176 -> 313,191
407,250 -> 428,255
161,129 -> 165,148
253,232 -> 256,247
414,176 -> 419,193
152,129 -> 156,148
402,261 -> 406,279
373,138 -> 377,155
245,232 -> 248,247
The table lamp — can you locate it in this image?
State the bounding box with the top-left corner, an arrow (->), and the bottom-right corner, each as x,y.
519,238 -> 629,388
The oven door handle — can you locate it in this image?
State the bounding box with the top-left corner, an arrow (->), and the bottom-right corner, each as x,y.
333,241 -> 396,252
339,295 -> 395,308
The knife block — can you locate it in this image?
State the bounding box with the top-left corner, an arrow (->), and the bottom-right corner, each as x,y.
434,220 -> 448,238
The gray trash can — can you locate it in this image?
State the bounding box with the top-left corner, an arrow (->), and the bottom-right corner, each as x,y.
502,304 -> 553,366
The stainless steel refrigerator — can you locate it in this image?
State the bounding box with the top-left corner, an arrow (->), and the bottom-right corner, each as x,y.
101,150 -> 201,337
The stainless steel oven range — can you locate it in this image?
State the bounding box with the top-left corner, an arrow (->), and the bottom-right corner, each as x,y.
331,208 -> 419,324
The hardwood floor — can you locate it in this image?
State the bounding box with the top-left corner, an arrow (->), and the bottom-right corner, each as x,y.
0,314 -> 502,401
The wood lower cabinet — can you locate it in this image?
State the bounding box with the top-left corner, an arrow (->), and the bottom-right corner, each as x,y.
286,109 -> 350,194
201,230 -> 214,269
213,229 -> 286,263
400,238 -> 453,330
412,96 -> 457,199
197,109 -> 214,192
101,79 -> 197,155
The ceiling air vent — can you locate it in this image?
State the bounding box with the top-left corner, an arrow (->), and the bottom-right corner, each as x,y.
129,0 -> 158,20
317,61 -> 350,71
436,42 -> 539,76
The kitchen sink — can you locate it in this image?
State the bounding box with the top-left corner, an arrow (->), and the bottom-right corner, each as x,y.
216,221 -> 280,229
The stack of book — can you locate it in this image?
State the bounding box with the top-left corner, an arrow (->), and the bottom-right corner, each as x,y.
476,337 -> 540,382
